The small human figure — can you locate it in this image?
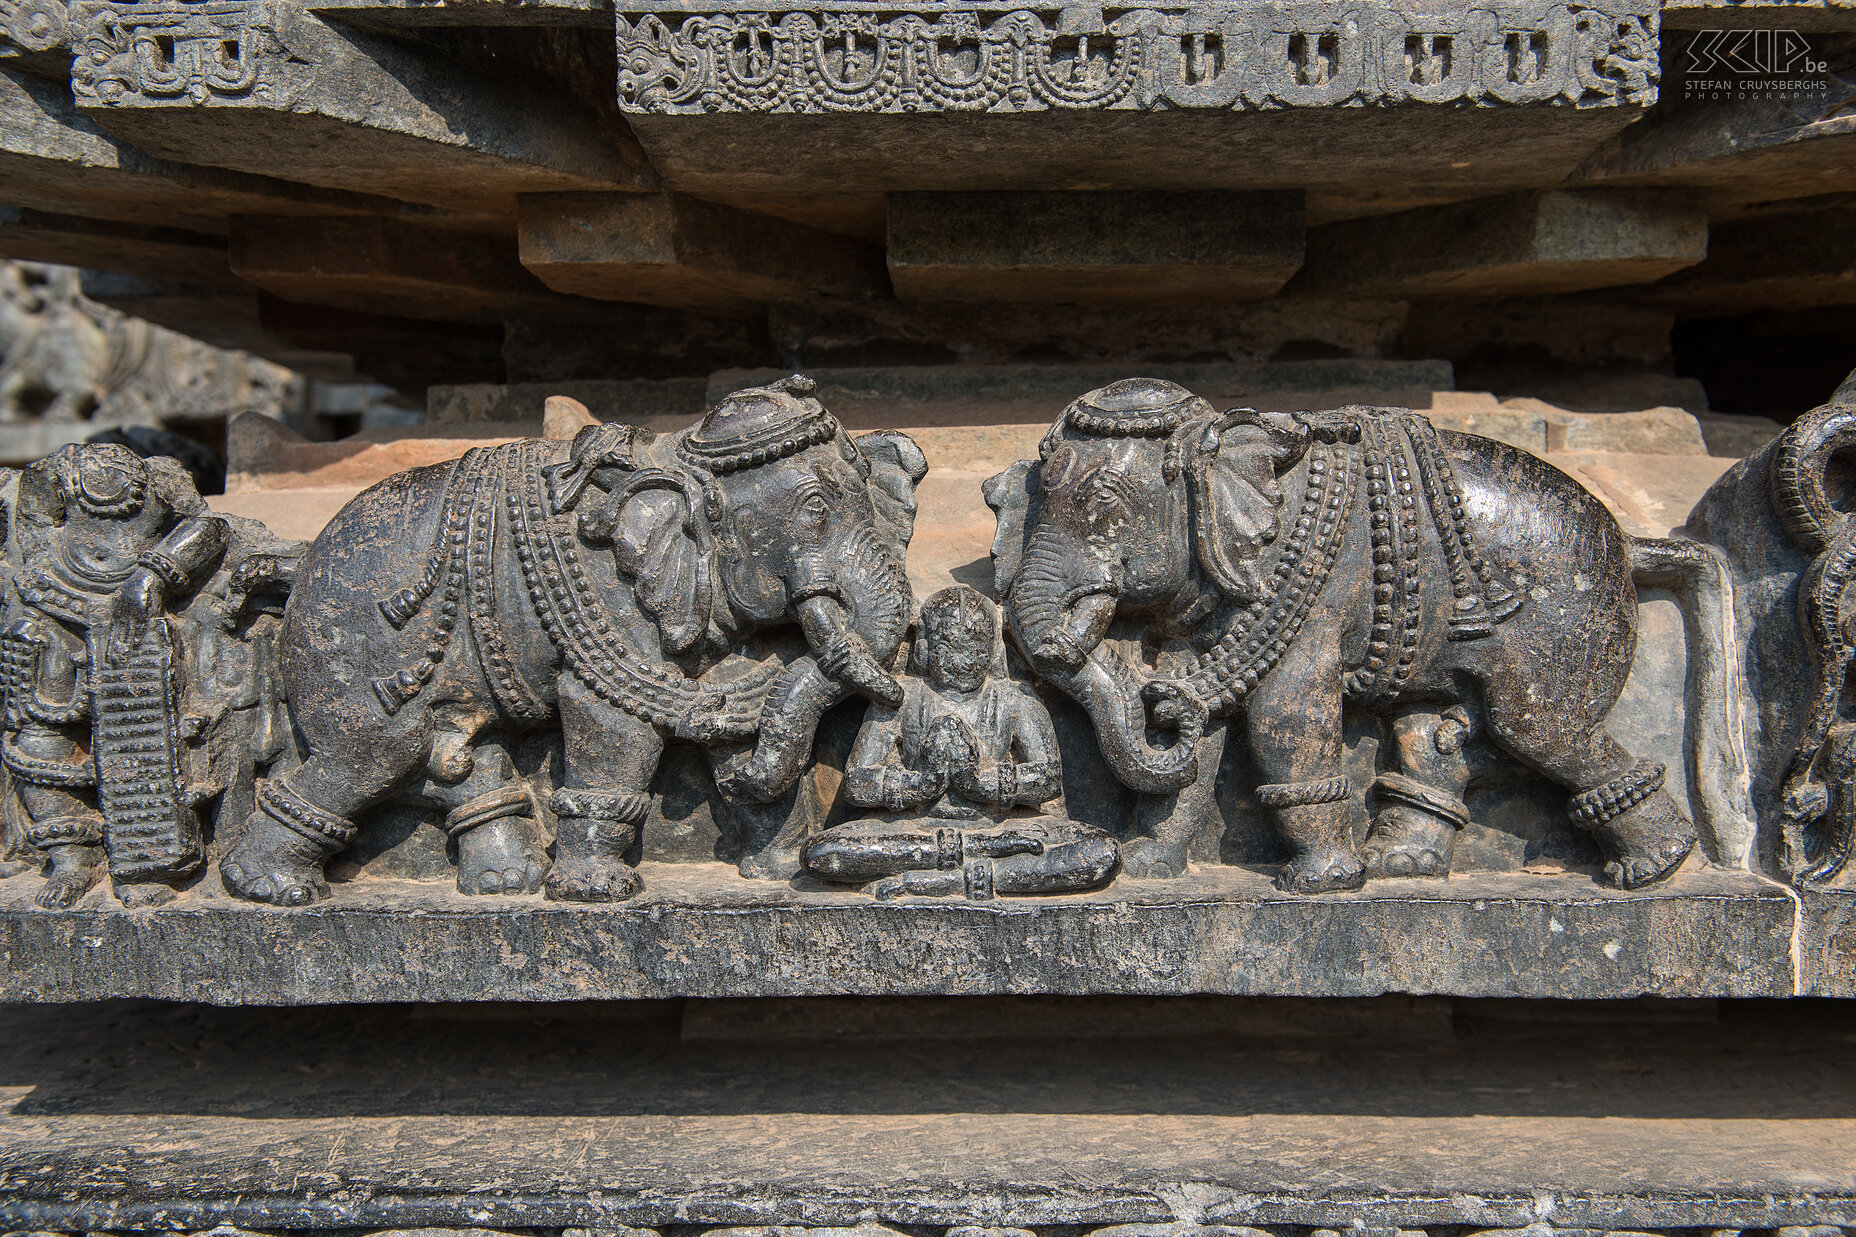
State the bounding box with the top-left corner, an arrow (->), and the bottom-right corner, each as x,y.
0,443 -> 292,908
804,586 -> 1118,899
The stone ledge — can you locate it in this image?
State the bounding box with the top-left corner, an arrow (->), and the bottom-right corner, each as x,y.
0,866 -> 1795,1003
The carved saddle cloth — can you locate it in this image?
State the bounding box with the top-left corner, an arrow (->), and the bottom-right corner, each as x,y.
372,442 -> 779,733
1168,410 -> 1522,717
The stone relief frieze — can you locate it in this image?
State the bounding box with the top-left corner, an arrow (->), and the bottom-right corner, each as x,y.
68,0 -> 312,106
10,363 -> 1856,1000
614,0 -> 1660,116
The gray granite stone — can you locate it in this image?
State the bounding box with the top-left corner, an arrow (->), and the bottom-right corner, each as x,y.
0,866 -> 1796,1002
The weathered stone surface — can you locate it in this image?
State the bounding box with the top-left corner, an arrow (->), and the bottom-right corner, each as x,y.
885,191 -> 1304,305
1662,0 -> 1856,26
1800,887 -> 1856,995
0,206 -> 237,286
70,6 -> 651,218
1291,190 -> 1708,298
229,215 -> 571,322
1642,206 -> 1856,314
0,65 -> 414,236
2,997 -> 1853,1230
615,0 -> 1660,116
0,867 -> 1798,1001
428,376 -> 708,425
518,192 -> 890,312
309,0 -> 610,24
707,360 -> 1457,426
75,271 -> 362,381
1569,48 -> 1856,211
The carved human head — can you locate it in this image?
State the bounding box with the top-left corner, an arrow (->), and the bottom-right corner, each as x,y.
917,586 -> 997,695
48,442 -> 148,521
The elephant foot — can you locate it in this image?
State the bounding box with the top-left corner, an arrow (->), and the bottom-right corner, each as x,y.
35,844 -> 100,909
544,855 -> 642,903
115,880 -> 179,909
1593,790 -> 1696,890
1275,847 -> 1366,894
1362,807 -> 1456,879
1119,837 -> 1189,879
738,845 -> 804,881
456,817 -> 547,895
220,820 -> 332,907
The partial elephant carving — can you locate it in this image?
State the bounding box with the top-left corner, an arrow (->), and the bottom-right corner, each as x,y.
219,375 -> 927,906
1689,368 -> 1856,885
987,378 -> 1732,893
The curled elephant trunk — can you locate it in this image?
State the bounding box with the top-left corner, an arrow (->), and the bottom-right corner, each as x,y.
1039,648 -> 1199,796
722,529 -> 913,803
1005,527 -> 1195,794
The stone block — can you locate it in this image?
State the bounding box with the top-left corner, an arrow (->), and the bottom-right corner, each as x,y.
309,0 -> 609,25
0,65 -> 413,235
229,215 -> 567,323
517,192 -> 890,313
1641,207 -> 1856,315
0,867 -> 1798,1001
706,360 -> 1457,427
69,6 -> 651,219
885,191 -> 1304,305
616,0 -> 1660,117
0,206 -> 238,286
1662,0 -> 1856,26
1569,54 -> 1856,210
76,271 -> 361,381
426,377 -> 708,425
1291,190 -> 1708,298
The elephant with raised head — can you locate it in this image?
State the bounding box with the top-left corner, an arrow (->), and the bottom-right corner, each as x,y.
986,378 -> 1721,894
221,375 -> 926,905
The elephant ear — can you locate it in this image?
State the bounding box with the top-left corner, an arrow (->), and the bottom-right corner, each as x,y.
1190,417 -> 1307,603
611,487 -> 707,655
982,460 -> 1039,595
856,430 -> 928,556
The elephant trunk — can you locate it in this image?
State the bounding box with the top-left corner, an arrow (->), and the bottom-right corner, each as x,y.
1006,527 -> 1196,795
1042,650 -> 1199,795
723,527 -> 914,803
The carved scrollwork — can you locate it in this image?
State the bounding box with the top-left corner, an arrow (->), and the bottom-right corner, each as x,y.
614,0 -> 1659,114
69,0 -> 312,107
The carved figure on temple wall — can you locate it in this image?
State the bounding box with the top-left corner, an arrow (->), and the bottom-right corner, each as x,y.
986,378 -> 1739,894
804,585 -> 1118,899
1687,367 -> 1856,887
0,443 -> 296,907
218,375 -> 926,907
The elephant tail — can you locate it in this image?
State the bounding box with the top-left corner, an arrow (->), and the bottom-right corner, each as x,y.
1628,535 -> 1755,868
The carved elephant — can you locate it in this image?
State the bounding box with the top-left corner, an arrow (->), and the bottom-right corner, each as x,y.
221,376 -> 926,905
1688,368 -> 1856,884
986,378 -> 1732,893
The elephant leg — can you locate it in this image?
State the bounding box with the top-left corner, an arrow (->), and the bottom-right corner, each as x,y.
1122,720 -> 1228,879
426,734 -> 546,896
1244,625 -> 1364,894
709,742 -> 824,881
221,724 -> 430,907
545,679 -> 659,903
1481,676 -> 1695,889
1362,706 -> 1474,879
20,782 -> 104,910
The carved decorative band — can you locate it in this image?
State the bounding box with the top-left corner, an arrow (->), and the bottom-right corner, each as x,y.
443,786 -> 535,837
68,0 -> 309,108
1256,775 -> 1350,808
615,1 -> 1659,116
552,788 -> 651,826
136,549 -> 192,591
1371,772 -> 1471,829
1568,760 -> 1665,829
258,780 -> 357,848
26,813 -> 104,848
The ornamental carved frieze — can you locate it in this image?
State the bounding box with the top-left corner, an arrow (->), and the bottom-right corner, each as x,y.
0,0 -> 71,53
68,0 -> 312,106
614,0 -> 1659,115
